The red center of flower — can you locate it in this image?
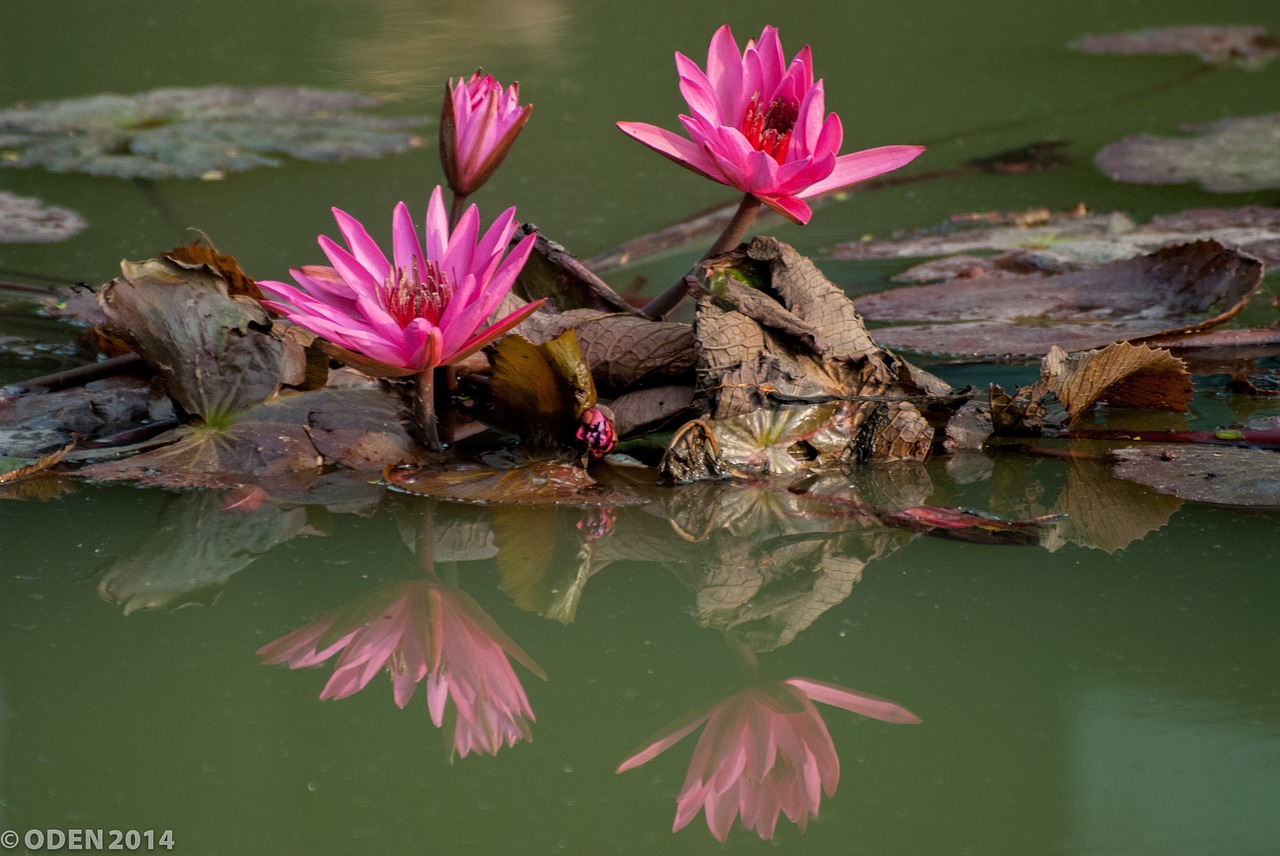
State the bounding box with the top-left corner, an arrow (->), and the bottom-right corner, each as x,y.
379,259 -> 452,329
740,94 -> 798,163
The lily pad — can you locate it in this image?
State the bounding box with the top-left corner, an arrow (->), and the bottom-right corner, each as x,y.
1111,445 -> 1280,506
0,86 -> 425,179
829,206 -> 1280,270
1096,113 -> 1280,193
859,240 -> 1262,357
0,191 -> 86,242
98,256 -> 284,421
1071,26 -> 1280,68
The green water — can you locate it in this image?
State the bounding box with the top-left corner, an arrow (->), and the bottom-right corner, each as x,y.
3,1 -> 1280,853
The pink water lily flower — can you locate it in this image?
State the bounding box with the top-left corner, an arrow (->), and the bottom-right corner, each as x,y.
257,185 -> 541,377
258,579 -> 545,759
617,678 -> 920,842
618,25 -> 925,225
441,70 -> 532,197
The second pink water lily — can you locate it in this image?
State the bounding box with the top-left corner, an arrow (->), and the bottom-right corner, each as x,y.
257,185 -> 540,377
618,25 -> 925,224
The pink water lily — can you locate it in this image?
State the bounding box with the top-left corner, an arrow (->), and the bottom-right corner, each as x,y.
617,678 -> 920,842
257,186 -> 540,377
441,70 -> 532,198
618,24 -> 925,225
258,579 -> 545,759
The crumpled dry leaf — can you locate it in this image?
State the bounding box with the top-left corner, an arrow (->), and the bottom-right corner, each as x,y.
667,237 -> 950,479
1071,25 -> 1280,68
1096,113 -> 1280,193
858,240 -> 1262,357
0,374 -> 153,458
1110,445 -> 1280,506
608,385 -> 695,436
1038,342 -> 1194,422
98,256 -> 284,420
518,308 -> 695,395
0,86 -> 424,179
0,191 -> 86,243
830,206 -> 1280,271
0,441 -> 72,485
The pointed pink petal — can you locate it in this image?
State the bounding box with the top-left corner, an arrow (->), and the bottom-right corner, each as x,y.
330,207 -> 389,281
758,192 -> 812,225
391,201 -> 425,276
798,145 -> 926,197
616,121 -> 721,181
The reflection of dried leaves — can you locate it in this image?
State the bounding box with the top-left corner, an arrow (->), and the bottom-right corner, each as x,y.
831,206 -> 1280,270
98,256 -> 283,420
1111,446 -> 1280,506
492,507 -> 600,623
1097,114 -> 1280,193
385,459 -> 643,506
78,386 -> 418,489
1055,460 -> 1181,553
1071,26 -> 1280,68
0,87 -> 424,179
0,191 -> 86,243
98,491 -> 312,613
860,241 -> 1262,357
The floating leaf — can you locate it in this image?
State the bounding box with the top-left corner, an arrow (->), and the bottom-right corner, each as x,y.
1111,446 -> 1280,506
0,87 -> 424,179
859,241 -> 1262,356
1071,26 -> 1280,68
385,458 -> 644,506
98,256 -> 284,420
76,386 -> 420,490
0,374 -> 153,458
0,191 -> 86,243
1096,113 -> 1280,193
830,206 -> 1280,270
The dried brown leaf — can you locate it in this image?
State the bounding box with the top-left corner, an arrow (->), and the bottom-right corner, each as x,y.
514,229 -> 638,314
385,459 -> 643,506
1040,342 -> 1194,421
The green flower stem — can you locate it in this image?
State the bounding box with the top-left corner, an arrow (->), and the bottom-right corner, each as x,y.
641,192 -> 761,319
448,191 -> 469,230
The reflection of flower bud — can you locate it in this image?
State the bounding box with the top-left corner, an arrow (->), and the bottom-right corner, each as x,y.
618,678 -> 919,842
258,579 -> 545,759
440,70 -> 532,196
576,406 -> 617,457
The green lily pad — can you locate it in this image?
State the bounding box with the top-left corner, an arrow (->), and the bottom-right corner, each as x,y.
1071,25 -> 1280,68
1096,113 -> 1280,193
0,191 -> 86,242
0,86 -> 425,179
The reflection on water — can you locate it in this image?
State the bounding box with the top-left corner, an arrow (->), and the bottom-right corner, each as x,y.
335,0 -> 571,96
618,640 -> 919,842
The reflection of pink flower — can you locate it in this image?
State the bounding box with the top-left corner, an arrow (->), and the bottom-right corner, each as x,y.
258,579 -> 545,758
441,71 -> 532,196
617,678 -> 919,842
618,25 -> 924,224
257,186 -> 541,376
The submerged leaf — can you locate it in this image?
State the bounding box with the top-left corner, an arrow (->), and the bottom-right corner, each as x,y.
1111,446 -> 1280,506
1096,113 -> 1280,193
1071,26 -> 1280,68
0,87 -> 424,179
860,240 -> 1262,357
0,191 -> 86,243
